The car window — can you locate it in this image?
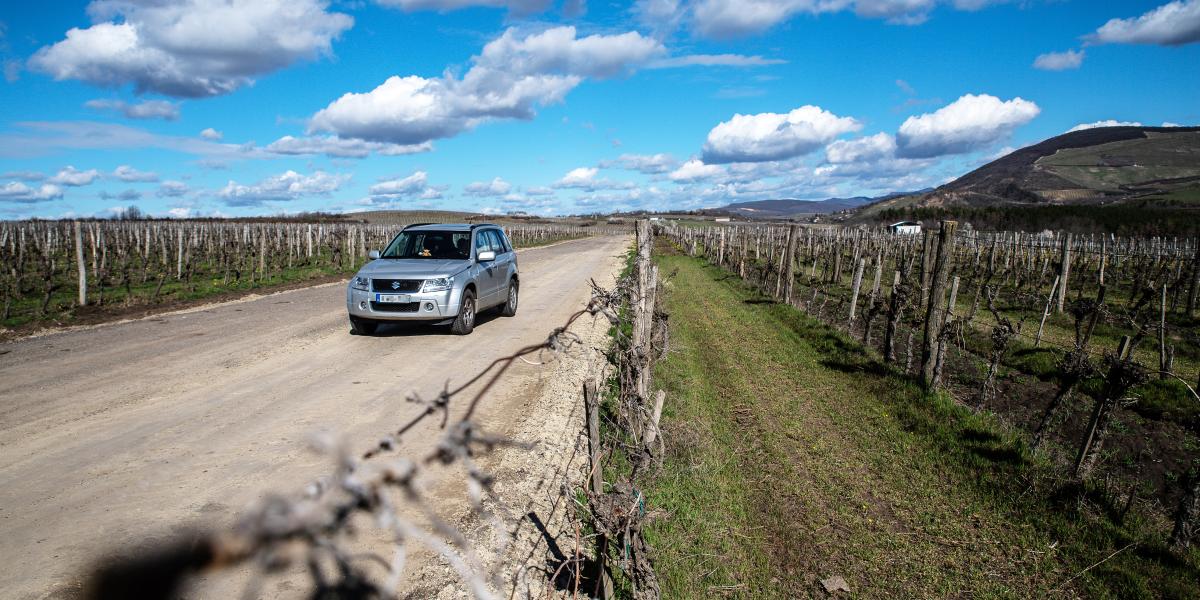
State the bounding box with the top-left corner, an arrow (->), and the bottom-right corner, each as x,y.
485,229 -> 506,254
474,230 -> 493,254
382,231 -> 470,259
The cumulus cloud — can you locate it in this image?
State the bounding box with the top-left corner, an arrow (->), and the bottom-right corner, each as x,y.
1067,120 -> 1143,132
113,165 -> 159,182
825,132 -> 897,164
101,189 -> 143,201
553,166 -> 635,191
895,93 -> 1040,158
365,171 -> 446,201
463,177 -> 513,197
0,181 -> 64,203
600,153 -> 679,174
669,159 -> 725,182
374,0 -> 552,14
647,53 -> 787,68
701,105 -> 862,163
0,121 -> 265,160
157,180 -> 190,197
1088,0 -> 1200,46
84,98 -> 180,120
266,135 -> 431,158
1033,49 -> 1084,71
29,0 -> 353,97
0,171 -> 46,181
309,26 -> 663,145
49,166 -> 101,186
200,127 -> 223,141
220,170 -> 349,205
819,132 -> 933,179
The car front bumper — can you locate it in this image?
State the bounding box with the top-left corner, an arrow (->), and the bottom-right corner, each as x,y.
346,286 -> 462,322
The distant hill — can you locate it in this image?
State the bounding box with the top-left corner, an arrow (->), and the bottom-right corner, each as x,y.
723,194 -> 918,219
862,126 -> 1200,217
853,126 -> 1200,235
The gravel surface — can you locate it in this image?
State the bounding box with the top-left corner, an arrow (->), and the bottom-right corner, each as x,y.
0,234 -> 628,600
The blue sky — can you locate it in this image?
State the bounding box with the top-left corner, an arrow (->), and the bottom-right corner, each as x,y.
0,0 -> 1197,218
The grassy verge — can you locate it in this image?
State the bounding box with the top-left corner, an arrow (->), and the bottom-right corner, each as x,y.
642,246 -> 1199,598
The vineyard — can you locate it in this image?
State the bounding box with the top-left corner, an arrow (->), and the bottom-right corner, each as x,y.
659,223 -> 1200,569
0,218 -> 617,330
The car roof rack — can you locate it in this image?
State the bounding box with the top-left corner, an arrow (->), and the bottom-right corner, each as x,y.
401,222 -> 434,230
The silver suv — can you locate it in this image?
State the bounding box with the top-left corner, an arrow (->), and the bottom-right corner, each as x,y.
346,223 -> 518,335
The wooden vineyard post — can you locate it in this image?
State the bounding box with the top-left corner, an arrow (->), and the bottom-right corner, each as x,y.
1035,275 -> 1061,347
782,224 -> 799,304
74,221 -> 87,307
848,257 -> 866,324
1057,232 -> 1072,313
1160,283 -> 1169,379
920,220 -> 957,391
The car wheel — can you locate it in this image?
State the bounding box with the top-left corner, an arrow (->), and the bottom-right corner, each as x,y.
500,279 -> 518,317
349,316 -> 378,335
451,290 -> 475,335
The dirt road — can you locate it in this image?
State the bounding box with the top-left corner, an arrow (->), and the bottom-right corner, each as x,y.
0,235 -> 627,600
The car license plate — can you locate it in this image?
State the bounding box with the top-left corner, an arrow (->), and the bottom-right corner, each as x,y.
374,293 -> 411,303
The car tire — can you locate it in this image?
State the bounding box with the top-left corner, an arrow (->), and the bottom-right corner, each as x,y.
349,316 -> 378,335
500,279 -> 518,317
451,290 -> 476,335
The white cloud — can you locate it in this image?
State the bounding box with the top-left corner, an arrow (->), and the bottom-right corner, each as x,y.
200,127 -> 223,141
895,93 -> 1040,158
464,177 -> 513,197
374,0 -> 552,14
101,189 -> 143,201
369,171 -> 437,197
1033,49 -> 1084,71
556,167 -> 599,187
647,54 -> 787,68
0,121 -> 266,160
1088,0 -> 1200,47
157,180 -> 190,197
600,153 -> 679,174
819,132 -> 934,179
0,181 -> 64,203
825,132 -> 897,164
309,26 -> 663,145
648,0 -> 1010,39
0,171 -> 46,181
113,165 -> 159,182
266,135 -> 432,158
84,98 -> 180,120
701,105 -> 862,163
29,0 -> 354,97
669,159 -> 725,182
220,170 -> 350,205
553,166 -> 635,191
1067,120 -> 1143,132
49,166 -> 100,186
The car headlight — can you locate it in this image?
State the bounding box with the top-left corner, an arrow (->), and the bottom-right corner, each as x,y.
351,276 -> 370,291
422,276 -> 453,293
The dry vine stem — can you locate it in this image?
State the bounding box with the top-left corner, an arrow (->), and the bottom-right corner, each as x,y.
83,279 -> 630,600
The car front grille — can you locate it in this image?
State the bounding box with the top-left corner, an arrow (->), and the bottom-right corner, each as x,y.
370,301 -> 420,313
372,278 -> 422,293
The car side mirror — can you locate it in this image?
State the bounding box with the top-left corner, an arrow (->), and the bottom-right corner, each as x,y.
368,249 -> 380,260
477,250 -> 496,262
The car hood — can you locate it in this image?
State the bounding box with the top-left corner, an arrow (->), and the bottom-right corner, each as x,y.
358,259 -> 469,279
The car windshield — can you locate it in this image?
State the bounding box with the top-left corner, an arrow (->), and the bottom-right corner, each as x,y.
381,230 -> 471,260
